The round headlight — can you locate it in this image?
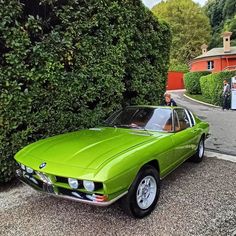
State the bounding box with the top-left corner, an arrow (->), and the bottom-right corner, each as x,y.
26,166 -> 33,174
83,180 -> 95,192
20,163 -> 26,170
68,178 -> 79,189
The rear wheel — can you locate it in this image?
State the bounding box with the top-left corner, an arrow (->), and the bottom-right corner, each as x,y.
120,165 -> 160,218
190,137 -> 205,163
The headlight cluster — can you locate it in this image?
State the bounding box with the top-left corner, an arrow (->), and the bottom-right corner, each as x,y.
19,163 -> 34,174
26,167 -> 34,174
36,172 -> 53,184
20,163 -> 26,170
83,180 -> 95,192
68,178 -> 79,189
67,178 -> 100,192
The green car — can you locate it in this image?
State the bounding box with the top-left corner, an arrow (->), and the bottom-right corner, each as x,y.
14,106 -> 209,218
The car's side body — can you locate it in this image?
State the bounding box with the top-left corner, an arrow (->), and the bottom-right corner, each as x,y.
14,106 -> 209,212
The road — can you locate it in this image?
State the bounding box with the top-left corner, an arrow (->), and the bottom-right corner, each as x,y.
171,91 -> 236,156
0,155 -> 236,236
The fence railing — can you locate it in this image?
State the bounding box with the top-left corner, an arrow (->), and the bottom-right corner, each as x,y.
223,65 -> 236,71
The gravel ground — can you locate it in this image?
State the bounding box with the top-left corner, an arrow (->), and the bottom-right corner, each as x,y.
0,156 -> 236,236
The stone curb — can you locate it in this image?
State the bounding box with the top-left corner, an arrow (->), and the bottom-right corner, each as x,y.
205,151 -> 236,163
183,94 -> 220,108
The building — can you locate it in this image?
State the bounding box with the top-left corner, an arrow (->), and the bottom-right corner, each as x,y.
191,32 -> 236,72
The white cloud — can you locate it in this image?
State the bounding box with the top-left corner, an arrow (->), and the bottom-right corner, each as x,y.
142,0 -> 207,9
195,0 -> 208,6
142,0 -> 159,8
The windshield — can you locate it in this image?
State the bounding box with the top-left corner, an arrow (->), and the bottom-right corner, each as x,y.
104,107 -> 173,132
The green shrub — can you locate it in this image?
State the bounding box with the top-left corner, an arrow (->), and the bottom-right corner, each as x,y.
184,71 -> 211,94
0,0 -> 171,183
200,71 -> 236,106
199,75 -> 211,101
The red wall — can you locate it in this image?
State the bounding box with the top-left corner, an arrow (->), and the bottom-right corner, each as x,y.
191,58 -> 221,72
166,71 -> 184,90
191,56 -> 236,72
221,58 -> 236,70
191,60 -> 208,71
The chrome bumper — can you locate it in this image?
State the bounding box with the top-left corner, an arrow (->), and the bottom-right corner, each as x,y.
16,169 -> 127,207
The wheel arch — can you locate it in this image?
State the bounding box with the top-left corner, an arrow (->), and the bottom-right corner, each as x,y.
119,159 -> 161,218
140,159 -> 160,174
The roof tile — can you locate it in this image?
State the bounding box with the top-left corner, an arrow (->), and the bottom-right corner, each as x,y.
195,47 -> 236,60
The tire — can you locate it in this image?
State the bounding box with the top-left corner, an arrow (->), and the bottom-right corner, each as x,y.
120,165 -> 160,218
190,136 -> 205,163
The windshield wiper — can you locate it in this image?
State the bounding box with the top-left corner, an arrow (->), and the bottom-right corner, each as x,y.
114,124 -> 132,128
99,122 -> 118,128
141,127 -> 153,136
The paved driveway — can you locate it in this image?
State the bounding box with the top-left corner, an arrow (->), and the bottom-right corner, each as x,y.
1,156 -> 236,236
171,91 -> 236,156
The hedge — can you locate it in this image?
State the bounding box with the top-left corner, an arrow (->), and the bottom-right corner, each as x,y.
0,0 -> 171,183
184,71 -> 211,94
200,71 -> 236,105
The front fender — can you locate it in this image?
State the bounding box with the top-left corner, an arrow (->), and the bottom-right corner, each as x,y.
96,134 -> 174,196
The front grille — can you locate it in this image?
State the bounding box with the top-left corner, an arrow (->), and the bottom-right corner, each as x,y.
55,176 -> 68,184
42,183 -> 55,193
17,169 -> 106,204
17,163 -> 103,191
58,187 -> 102,201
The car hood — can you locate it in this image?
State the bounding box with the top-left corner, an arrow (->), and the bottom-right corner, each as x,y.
15,127 -> 160,171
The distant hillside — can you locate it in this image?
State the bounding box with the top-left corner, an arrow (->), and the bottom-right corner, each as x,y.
205,0 -> 236,48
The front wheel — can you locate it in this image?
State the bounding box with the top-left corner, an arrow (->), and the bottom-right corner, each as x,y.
120,165 -> 160,218
190,137 -> 205,163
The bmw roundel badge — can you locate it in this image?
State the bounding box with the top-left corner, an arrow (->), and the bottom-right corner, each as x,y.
39,162 -> 47,169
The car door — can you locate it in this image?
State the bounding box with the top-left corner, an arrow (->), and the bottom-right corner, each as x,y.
170,108 -> 197,166
185,109 -> 201,154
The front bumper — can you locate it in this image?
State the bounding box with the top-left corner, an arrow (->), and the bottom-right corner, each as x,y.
16,169 -> 127,206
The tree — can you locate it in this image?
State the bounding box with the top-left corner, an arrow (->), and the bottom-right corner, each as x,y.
223,0 -> 236,20
205,0 -> 236,48
152,0 -> 211,66
224,15 -> 236,44
205,0 -> 225,30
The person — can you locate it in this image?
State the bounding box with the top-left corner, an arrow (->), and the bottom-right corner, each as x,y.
222,79 -> 231,110
164,92 -> 177,106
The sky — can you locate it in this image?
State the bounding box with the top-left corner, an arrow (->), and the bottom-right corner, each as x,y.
142,0 -> 208,9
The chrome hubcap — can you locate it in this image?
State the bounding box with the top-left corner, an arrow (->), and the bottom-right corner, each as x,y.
136,176 -> 157,210
199,140 -> 204,158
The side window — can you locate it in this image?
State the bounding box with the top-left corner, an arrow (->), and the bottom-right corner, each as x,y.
104,110 -> 122,124
207,61 -> 214,70
173,110 -> 180,131
186,109 -> 195,126
161,111 -> 173,132
174,109 -> 191,131
145,108 -> 173,132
